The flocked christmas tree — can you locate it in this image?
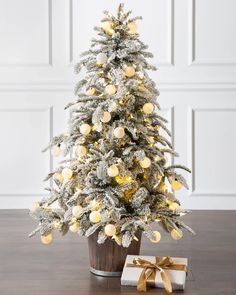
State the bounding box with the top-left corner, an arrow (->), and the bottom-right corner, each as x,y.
29,4 -> 194,246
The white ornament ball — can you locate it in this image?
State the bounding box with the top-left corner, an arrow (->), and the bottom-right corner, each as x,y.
127,22 -> 138,34
139,157 -> 151,168
124,66 -> 135,77
107,165 -> 119,177
89,211 -> 101,223
150,231 -> 161,243
96,52 -> 107,65
143,103 -> 154,114
80,123 -> 91,135
105,84 -> 117,96
62,167 -> 73,180
76,145 -> 87,157
114,127 -> 125,139
69,222 -> 80,232
72,205 -> 83,217
86,87 -> 95,96
51,146 -> 61,157
101,111 -> 111,123
104,224 -> 116,236
41,233 -> 53,245
171,229 -> 183,240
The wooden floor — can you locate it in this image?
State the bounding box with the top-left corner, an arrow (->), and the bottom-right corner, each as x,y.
0,210 -> 235,295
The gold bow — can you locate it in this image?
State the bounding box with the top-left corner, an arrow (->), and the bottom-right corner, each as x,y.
127,256 -> 187,293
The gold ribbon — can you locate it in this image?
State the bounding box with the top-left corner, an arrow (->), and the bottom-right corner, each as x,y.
127,256 -> 187,293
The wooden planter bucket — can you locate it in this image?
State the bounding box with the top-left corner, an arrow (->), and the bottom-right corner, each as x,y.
88,231 -> 142,277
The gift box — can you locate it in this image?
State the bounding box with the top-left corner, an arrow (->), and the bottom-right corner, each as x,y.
121,255 -> 188,293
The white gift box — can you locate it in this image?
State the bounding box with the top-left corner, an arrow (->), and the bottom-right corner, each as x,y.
121,255 -> 188,291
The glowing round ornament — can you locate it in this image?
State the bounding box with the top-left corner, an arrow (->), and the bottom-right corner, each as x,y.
127,22 -> 138,34
171,229 -> 183,240
139,157 -> 151,168
96,52 -> 107,65
89,211 -> 101,223
41,233 -> 53,245
86,87 -> 95,96
101,111 -> 111,123
150,231 -> 161,243
171,179 -> 183,191
76,145 -> 87,157
143,102 -> 154,114
104,224 -> 116,236
80,123 -> 91,135
51,146 -> 61,157
124,66 -> 135,77
53,172 -> 64,183
62,167 -> 73,180
69,222 -> 80,233
107,165 -> 119,177
114,127 -> 125,139
72,205 -> 83,217
105,84 -> 117,96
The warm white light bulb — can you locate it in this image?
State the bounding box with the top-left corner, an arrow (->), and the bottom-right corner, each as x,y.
89,211 -> 101,223
69,222 -> 80,232
51,146 -> 61,157
124,66 -> 135,77
72,205 -> 83,217
53,172 -> 64,183
62,168 -> 73,180
76,145 -> 87,157
41,233 -> 53,245
171,180 -> 183,191
171,229 -> 183,240
86,87 -> 95,96
105,84 -> 117,96
127,22 -> 138,34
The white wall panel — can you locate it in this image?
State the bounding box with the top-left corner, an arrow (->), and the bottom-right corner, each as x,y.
0,107 -> 52,207
189,108 -> 236,196
0,0 -> 52,66
189,0 -> 236,65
